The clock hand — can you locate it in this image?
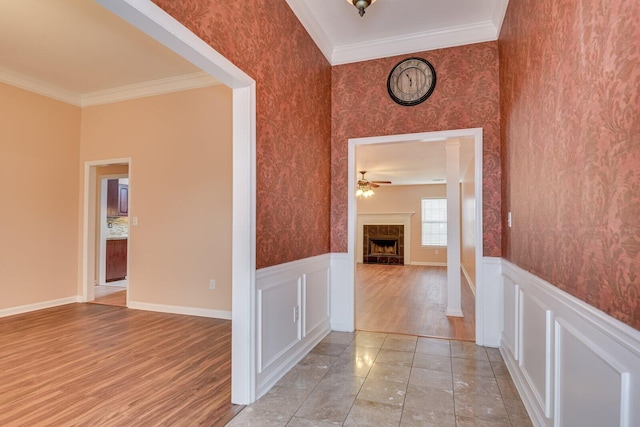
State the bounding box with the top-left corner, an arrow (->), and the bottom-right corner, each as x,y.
405,73 -> 413,87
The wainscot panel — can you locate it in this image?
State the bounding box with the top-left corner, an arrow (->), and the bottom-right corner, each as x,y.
501,260 -> 640,427
255,254 -> 332,398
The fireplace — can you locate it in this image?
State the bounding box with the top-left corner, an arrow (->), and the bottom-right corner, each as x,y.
363,225 -> 404,265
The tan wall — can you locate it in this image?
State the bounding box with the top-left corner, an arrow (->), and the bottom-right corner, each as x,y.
79,85 -> 233,312
461,161 -> 476,287
0,83 -> 80,309
357,185 -> 448,264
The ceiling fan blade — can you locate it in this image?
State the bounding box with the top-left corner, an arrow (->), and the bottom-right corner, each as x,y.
370,183 -> 380,188
371,181 -> 392,184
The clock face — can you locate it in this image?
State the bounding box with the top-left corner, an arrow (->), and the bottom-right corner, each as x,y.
387,57 -> 436,106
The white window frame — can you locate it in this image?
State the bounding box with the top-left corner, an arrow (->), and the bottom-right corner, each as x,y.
421,198 -> 447,247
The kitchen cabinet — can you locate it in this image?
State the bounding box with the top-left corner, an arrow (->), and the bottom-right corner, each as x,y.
106,238 -> 127,282
107,179 -> 128,217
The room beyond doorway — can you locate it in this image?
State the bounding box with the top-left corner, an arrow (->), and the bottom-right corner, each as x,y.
91,285 -> 126,307
355,264 -> 475,341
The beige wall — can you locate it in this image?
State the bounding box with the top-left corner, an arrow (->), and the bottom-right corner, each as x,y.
79,85 -> 233,312
461,161 -> 476,288
357,185 -> 448,264
0,83 -> 80,309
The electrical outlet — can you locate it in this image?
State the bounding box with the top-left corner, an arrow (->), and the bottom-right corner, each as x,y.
293,306 -> 300,322
435,249 -> 439,254
209,279 -> 216,290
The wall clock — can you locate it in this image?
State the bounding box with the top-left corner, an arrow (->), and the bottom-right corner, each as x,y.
387,57 -> 436,106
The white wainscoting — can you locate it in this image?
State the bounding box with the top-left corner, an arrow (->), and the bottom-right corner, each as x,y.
255,253 -> 332,398
501,260 -> 640,427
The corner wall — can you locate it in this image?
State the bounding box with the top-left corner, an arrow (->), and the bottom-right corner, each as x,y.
151,0 -> 333,269
79,86 -> 233,313
0,83 -> 80,311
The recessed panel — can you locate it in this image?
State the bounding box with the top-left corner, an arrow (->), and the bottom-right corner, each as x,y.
556,322 -> 626,427
502,275 -> 517,359
521,292 -> 550,414
260,278 -> 300,371
304,268 -> 330,336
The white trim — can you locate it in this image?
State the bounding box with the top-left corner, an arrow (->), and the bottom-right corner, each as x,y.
284,0 -> 333,64
479,256 -> 502,347
0,67 -> 220,107
0,297 -> 81,318
332,21 -> 498,65
492,0 -> 511,37
501,259 -> 640,427
81,72 -> 220,107
461,264 -> 476,296
93,0 -> 256,405
255,254 -> 331,398
128,301 -> 231,320
0,66 -> 80,105
330,253 -> 354,332
411,261 -> 448,267
347,128 -> 485,342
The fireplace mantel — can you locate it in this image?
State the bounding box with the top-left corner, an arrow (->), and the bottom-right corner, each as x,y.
356,212 -> 415,264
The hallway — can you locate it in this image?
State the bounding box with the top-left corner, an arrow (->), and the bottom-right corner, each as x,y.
228,331 -> 532,426
356,264 -> 476,341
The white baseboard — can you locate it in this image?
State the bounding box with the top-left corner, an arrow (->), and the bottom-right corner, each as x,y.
461,264 -> 475,296
0,296 -> 81,318
127,301 -> 231,320
410,261 -> 448,267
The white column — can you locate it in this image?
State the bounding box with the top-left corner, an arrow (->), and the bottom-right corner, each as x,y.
446,139 -> 463,317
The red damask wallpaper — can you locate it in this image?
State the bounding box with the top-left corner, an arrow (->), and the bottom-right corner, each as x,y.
331,42 -> 502,257
500,0 -> 640,329
152,0 -> 332,269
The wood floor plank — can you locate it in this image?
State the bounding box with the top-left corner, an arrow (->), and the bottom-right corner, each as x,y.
355,264 -> 476,341
0,304 -> 242,426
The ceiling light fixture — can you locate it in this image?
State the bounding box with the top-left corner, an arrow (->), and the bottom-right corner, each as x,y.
346,0 -> 377,17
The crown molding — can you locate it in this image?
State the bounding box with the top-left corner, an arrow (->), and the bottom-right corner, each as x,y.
331,21 -> 498,65
0,68 -> 219,107
492,0 -> 511,38
0,66 -> 80,105
81,72 -> 220,106
285,0 -> 333,64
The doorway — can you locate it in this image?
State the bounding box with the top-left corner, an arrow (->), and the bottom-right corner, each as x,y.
348,128 -> 484,342
84,160 -> 131,307
93,169 -> 130,307
83,0 -> 256,405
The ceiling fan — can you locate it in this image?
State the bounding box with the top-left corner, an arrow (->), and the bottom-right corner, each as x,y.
356,171 -> 391,197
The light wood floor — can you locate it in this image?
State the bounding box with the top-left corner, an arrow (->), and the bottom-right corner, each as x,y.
356,264 -> 476,341
92,285 -> 126,307
0,304 -> 242,426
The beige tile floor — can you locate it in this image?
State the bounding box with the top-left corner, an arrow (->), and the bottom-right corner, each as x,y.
227,331 -> 533,426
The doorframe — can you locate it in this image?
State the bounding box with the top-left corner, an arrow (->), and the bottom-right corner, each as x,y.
83,160 -> 132,304
347,128 -> 485,342
90,0 -> 257,404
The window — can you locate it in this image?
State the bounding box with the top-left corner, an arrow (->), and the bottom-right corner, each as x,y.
421,198 -> 447,246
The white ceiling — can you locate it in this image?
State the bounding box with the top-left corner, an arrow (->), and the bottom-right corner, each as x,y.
0,0 -> 491,183
286,0 -> 509,64
356,138 -> 475,186
0,0 -> 214,105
